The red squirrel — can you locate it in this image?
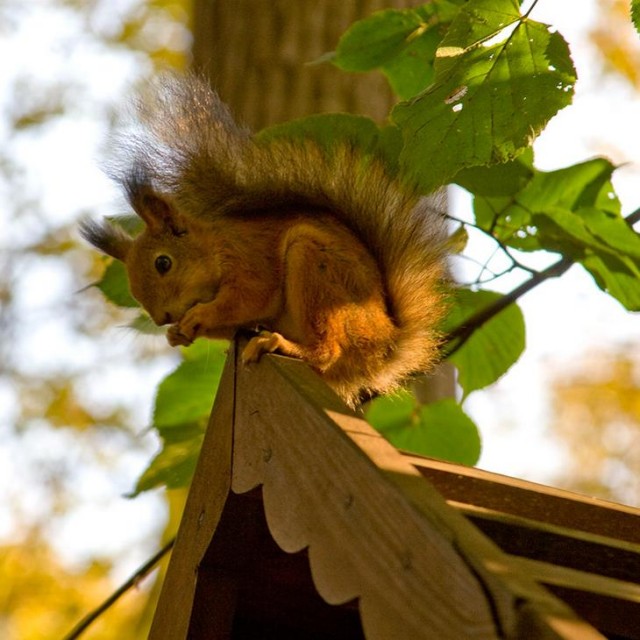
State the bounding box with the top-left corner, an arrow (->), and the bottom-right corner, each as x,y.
80,74 -> 448,407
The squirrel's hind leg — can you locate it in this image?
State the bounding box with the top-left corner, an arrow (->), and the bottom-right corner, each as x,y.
239,226 -> 347,370
241,219 -> 393,409
264,221 -> 390,369
242,330 -> 305,364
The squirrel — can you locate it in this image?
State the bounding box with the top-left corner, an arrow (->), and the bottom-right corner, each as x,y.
80,73 -> 448,408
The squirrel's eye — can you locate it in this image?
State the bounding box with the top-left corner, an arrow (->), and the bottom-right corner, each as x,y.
155,255 -> 172,275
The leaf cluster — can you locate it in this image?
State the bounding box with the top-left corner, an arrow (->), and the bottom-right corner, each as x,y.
91,0 -> 640,488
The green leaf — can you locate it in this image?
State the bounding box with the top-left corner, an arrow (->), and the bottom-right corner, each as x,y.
381,28 -> 441,99
392,0 -> 576,192
448,225 -> 469,253
528,203 -> 640,310
96,260 -> 138,308
579,207 -> 640,259
366,390 -> 415,432
257,114 -> 403,175
134,339 -> 227,493
455,148 -> 534,197
473,158 -> 617,251
333,3 -> 461,72
581,253 -> 640,311
517,158 -> 614,213
331,3 -> 464,99
127,313 -> 165,335
416,399 -> 481,465
445,289 -> 526,396
134,434 -> 203,493
334,7 -> 433,72
368,393 -> 481,465
533,207 -> 614,258
632,0 -> 640,36
107,213 -> 143,236
153,339 -> 226,429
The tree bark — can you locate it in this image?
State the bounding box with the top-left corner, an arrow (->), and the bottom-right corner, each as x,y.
191,0 -> 419,128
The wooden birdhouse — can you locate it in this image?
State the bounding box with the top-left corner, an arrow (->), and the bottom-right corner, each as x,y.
148,339 -> 640,639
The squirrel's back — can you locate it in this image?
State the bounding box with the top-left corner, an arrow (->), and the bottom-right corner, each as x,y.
112,73 -> 448,398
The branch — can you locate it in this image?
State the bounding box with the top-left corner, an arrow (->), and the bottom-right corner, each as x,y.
444,256 -> 572,358
444,205 -> 640,358
626,206 -> 640,227
62,537 -> 175,640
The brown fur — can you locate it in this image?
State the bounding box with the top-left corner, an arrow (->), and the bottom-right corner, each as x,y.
80,74 -> 448,407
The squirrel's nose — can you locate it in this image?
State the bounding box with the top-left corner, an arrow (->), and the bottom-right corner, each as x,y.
154,312 -> 173,325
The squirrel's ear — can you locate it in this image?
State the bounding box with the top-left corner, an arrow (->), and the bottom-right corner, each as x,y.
126,178 -> 186,235
79,219 -> 132,261
138,192 -> 184,234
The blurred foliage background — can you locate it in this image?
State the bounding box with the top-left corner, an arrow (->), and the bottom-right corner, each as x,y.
0,0 -> 639,638
0,1 -> 190,637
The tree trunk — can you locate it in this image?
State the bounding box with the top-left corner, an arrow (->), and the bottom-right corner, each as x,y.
191,0 -> 419,128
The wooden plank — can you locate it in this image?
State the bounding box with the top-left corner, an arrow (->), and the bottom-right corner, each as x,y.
546,585 -> 640,640
187,491 -> 267,639
406,455 -> 640,544
513,557 -> 640,640
148,343 -> 237,640
511,556 -> 640,607
231,347 -> 604,640
456,502 -> 640,584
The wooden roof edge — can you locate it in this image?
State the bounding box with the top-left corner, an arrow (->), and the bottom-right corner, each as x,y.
403,453 -> 640,543
149,343 -> 237,640
454,500 -> 640,559
230,343 -> 605,640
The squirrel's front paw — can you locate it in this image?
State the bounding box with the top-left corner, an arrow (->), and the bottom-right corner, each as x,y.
168,304 -> 206,347
167,323 -> 193,347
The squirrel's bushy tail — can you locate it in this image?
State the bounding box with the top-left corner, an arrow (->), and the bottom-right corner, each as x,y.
114,73 -> 448,396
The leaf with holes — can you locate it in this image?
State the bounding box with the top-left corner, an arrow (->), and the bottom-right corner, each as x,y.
393,0 -> 576,193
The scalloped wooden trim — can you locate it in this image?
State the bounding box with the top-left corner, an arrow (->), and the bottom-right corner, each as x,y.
231,350 -> 604,640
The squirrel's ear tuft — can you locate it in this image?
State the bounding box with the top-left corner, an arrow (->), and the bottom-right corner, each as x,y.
79,219 -> 132,262
123,170 -> 184,233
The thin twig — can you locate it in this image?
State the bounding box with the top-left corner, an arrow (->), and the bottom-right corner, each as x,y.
626,206 -> 640,226
62,537 -> 176,640
444,205 -> 640,358
444,256 -> 572,358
